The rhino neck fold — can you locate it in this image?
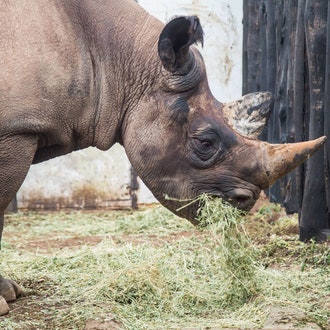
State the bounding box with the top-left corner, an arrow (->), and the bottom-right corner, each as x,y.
73,0 -> 163,150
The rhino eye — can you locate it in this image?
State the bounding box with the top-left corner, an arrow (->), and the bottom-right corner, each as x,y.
200,139 -> 213,149
189,134 -> 221,165
195,138 -> 217,160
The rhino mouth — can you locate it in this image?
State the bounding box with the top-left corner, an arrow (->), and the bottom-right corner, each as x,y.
190,190 -> 255,224
162,188 -> 258,225
194,188 -> 257,215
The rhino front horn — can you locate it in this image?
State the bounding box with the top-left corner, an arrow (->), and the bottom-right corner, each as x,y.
258,136 -> 326,188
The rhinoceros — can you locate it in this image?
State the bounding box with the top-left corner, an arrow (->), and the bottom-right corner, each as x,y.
0,0 -> 326,315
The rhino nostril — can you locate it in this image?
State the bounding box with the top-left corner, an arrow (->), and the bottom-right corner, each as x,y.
234,195 -> 251,204
227,189 -> 255,210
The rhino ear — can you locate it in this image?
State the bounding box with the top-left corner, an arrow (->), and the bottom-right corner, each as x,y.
158,16 -> 204,73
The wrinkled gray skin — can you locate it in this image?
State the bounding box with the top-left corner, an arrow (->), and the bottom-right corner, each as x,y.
0,0 -> 326,314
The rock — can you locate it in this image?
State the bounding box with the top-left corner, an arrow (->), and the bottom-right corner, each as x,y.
262,306 -> 322,330
85,316 -> 123,330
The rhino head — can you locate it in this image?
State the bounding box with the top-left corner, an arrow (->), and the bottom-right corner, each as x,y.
121,16 -> 325,223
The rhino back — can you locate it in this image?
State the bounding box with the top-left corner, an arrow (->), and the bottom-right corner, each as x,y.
0,1 -> 96,155
0,0 -> 157,161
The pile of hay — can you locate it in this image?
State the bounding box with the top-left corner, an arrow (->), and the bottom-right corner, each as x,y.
1,198 -> 329,329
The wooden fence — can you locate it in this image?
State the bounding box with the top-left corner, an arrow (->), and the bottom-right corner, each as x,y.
242,0 -> 330,241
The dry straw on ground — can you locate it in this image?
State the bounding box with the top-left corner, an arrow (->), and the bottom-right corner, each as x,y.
0,197 -> 329,329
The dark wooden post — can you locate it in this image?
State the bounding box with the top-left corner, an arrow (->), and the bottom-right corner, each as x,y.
300,1 -> 329,241
324,0 -> 330,229
242,0 -> 262,95
292,0 -> 306,212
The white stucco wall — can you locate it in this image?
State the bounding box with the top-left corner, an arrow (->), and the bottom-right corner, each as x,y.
17,0 -> 243,210
139,0 -> 243,102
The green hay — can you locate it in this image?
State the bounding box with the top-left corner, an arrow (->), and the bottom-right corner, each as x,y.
195,194 -> 261,307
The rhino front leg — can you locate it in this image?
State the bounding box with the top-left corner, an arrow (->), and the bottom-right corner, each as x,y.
0,212 -> 24,315
0,213 -> 25,316
0,211 -> 9,315
0,134 -> 38,315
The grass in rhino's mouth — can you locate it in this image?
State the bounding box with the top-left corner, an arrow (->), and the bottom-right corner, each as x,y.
194,194 -> 260,303
165,192 -> 246,219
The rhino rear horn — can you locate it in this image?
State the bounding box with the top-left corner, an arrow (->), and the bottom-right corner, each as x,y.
158,16 -> 204,73
222,92 -> 273,139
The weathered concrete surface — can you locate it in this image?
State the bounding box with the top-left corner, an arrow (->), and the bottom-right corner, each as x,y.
17,144 -> 133,210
